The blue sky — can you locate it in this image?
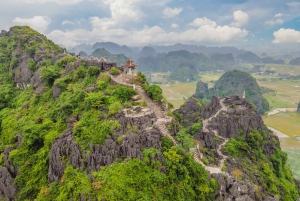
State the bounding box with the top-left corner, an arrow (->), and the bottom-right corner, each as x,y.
0,0 -> 300,54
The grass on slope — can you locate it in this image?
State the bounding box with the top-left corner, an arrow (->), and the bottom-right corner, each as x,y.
282,148 -> 300,180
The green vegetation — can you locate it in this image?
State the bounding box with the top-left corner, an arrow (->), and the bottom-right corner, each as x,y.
196,70 -> 269,114
147,84 -> 163,100
110,66 -> 119,75
225,130 -> 299,200
0,26 -> 221,200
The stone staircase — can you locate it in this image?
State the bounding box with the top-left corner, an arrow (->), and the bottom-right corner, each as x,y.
156,120 -> 178,145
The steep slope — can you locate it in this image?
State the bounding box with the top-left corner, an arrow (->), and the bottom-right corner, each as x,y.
195,70 -> 269,114
169,62 -> 199,82
290,57 -> 300,65
1,26 -> 299,201
176,95 -> 300,201
0,26 -> 217,201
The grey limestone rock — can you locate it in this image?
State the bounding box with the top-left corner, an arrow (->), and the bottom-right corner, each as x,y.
53,85 -> 62,99
212,173 -> 255,201
0,167 -> 17,200
175,95 -> 203,127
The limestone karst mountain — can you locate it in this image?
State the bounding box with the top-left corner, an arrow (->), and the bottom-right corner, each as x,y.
0,26 -> 299,201
169,62 -> 199,82
195,70 -> 269,114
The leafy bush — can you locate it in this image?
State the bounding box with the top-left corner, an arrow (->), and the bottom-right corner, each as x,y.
108,102 -> 123,115
110,67 -> 119,75
112,85 -> 136,102
146,85 -> 163,101
40,65 -> 61,86
28,58 -> 37,71
87,66 -> 100,77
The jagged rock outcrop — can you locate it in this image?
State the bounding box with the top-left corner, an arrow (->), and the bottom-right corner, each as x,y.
48,110 -> 164,183
0,148 -> 17,200
53,85 -> 61,99
207,96 -> 265,138
212,173 -> 256,201
201,96 -> 222,119
30,71 -> 45,94
175,95 -> 203,127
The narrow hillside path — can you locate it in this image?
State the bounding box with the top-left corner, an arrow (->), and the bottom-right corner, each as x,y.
192,99 -> 229,174
109,73 -> 229,173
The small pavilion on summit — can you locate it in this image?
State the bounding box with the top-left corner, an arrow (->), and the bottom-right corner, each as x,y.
122,58 -> 138,75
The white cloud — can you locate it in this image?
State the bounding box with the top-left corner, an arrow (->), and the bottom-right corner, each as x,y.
189,17 -> 216,27
274,13 -> 284,17
287,1 -> 300,8
163,7 -> 182,18
48,16 -> 248,47
103,0 -> 145,22
62,20 -> 75,25
264,19 -> 284,25
272,28 -> 300,43
12,16 -> 51,33
230,10 -> 249,27
12,0 -> 87,5
171,23 -> 179,28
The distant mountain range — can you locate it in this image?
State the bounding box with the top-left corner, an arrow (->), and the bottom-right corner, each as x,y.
68,42 -> 296,73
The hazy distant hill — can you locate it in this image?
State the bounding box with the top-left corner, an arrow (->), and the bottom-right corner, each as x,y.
196,70 -> 269,114
151,43 -> 247,57
289,57 -> 300,65
138,46 -> 156,58
92,48 -> 127,66
260,57 -> 284,64
169,63 -> 199,82
236,51 -> 260,63
138,50 -> 219,72
78,51 -> 87,57
210,53 -> 234,63
92,42 -> 133,57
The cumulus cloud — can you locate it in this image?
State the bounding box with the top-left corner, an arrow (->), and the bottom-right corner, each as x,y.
189,17 -> 216,27
272,28 -> 300,43
274,13 -> 284,17
230,10 -> 249,27
12,0 -> 86,5
171,23 -> 179,28
48,16 -> 248,47
12,16 -> 51,33
264,19 -> 284,25
163,7 -> 182,18
103,0 -> 145,22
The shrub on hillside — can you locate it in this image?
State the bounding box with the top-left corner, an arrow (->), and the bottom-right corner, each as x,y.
110,67 -> 119,75
147,85 -> 163,101
87,66 -> 101,77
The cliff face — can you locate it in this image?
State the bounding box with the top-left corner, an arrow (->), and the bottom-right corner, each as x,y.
177,95 -> 300,201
